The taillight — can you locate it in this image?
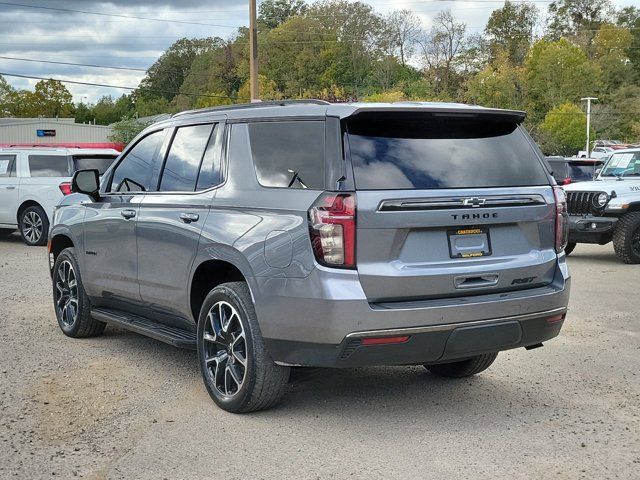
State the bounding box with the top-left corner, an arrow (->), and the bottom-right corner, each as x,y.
553,186 -> 568,253
308,192 -> 356,268
59,182 -> 72,196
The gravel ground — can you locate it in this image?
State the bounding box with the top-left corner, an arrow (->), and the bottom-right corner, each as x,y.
0,232 -> 638,479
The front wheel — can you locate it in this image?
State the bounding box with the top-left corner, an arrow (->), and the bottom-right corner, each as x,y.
613,212 -> 640,264
52,247 -> 105,338
197,282 -> 290,413
424,352 -> 498,378
19,205 -> 49,246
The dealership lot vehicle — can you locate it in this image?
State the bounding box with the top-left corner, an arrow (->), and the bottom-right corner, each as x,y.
0,147 -> 119,246
546,156 -> 603,185
564,148 -> 640,262
48,101 -> 570,413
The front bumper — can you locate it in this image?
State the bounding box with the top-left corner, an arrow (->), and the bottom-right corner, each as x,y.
254,259 -> 570,367
568,215 -> 617,244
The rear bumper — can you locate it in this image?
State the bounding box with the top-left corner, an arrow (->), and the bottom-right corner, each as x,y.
253,258 -> 570,367
568,215 -> 617,244
265,308 -> 566,368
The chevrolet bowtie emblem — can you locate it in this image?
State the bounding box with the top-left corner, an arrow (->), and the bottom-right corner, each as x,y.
462,197 -> 486,208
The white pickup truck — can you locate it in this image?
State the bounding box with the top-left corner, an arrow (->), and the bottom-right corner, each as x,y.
0,148 -> 119,246
564,148 -> 640,263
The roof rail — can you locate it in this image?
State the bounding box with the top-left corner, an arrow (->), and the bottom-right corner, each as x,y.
172,99 -> 331,118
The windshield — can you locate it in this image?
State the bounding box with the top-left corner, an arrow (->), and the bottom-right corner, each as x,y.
600,152 -> 640,178
346,113 -> 549,190
72,155 -> 118,175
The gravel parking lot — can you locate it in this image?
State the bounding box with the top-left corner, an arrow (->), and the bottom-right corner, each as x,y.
0,233 -> 638,479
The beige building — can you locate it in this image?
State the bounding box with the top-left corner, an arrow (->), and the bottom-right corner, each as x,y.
0,118 -> 118,148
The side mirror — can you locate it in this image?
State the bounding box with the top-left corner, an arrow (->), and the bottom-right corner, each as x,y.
71,169 -> 100,201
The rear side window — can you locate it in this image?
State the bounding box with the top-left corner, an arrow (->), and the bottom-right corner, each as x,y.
110,130 -> 164,192
346,113 -> 549,190
28,155 -> 70,177
248,121 -> 325,189
196,124 -> 223,190
72,155 -> 118,175
159,124 -> 213,192
0,155 -> 16,177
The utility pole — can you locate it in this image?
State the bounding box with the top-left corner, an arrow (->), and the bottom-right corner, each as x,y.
249,0 -> 259,102
581,97 -> 597,157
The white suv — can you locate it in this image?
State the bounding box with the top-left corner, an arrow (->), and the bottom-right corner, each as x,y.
0,148 -> 119,246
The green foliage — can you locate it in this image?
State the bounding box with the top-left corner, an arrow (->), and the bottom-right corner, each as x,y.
2,0 -> 639,147
485,1 -> 538,64
539,103 -> 593,155
464,54 -> 523,109
524,38 -> 601,121
548,0 -> 614,44
259,0 -> 307,29
108,117 -> 152,146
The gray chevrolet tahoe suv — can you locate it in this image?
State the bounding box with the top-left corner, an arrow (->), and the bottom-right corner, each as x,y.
48,100 -> 571,413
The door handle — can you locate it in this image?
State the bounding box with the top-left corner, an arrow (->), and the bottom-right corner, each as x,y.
180,212 -> 200,223
5,186 -> 15,190
121,209 -> 136,219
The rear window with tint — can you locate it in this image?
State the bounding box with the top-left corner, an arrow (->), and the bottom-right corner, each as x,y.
346,113 -> 549,190
72,155 -> 118,175
248,121 -> 325,189
28,155 -> 70,177
568,162 -> 599,181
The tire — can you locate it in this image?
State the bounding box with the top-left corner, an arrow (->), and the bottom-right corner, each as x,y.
52,247 -> 106,338
197,282 -> 290,413
564,242 -> 576,256
613,212 -> 640,264
19,205 -> 49,246
424,352 -> 498,378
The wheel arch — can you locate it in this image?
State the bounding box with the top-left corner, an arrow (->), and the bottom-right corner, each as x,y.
49,232 -> 75,262
189,258 -> 254,324
16,199 -> 45,224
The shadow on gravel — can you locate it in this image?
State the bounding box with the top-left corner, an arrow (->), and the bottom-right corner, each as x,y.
0,232 -> 25,244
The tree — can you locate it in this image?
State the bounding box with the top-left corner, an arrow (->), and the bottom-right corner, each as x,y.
258,0 -> 307,29
0,75 -> 17,116
108,117 -> 152,146
24,79 -> 73,118
617,7 -> 640,81
237,75 -> 282,101
485,1 -> 538,64
464,53 -> 523,109
548,0 -> 613,44
538,103 -> 592,155
524,38 -> 601,121
593,24 -> 634,92
418,10 -> 467,97
385,10 -> 421,67
138,37 -> 219,102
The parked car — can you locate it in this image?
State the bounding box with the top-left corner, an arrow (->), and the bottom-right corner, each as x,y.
546,157 -> 604,185
48,100 -> 571,413
0,148 -> 119,246
564,148 -> 640,261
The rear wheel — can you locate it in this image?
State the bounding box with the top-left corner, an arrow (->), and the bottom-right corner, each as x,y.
19,205 -> 48,246
197,282 -> 290,413
564,242 -> 576,256
613,212 -> 640,264
52,247 -> 105,337
424,352 -> 498,378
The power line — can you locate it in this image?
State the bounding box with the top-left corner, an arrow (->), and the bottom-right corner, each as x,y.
0,2 -> 241,28
0,71 -> 248,100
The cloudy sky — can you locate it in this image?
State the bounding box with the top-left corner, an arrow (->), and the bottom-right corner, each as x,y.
0,0 -> 636,103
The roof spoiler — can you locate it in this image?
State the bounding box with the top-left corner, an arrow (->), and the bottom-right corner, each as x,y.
346,106 -> 527,123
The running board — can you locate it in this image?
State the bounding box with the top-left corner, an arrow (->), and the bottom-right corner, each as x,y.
91,308 -> 196,350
